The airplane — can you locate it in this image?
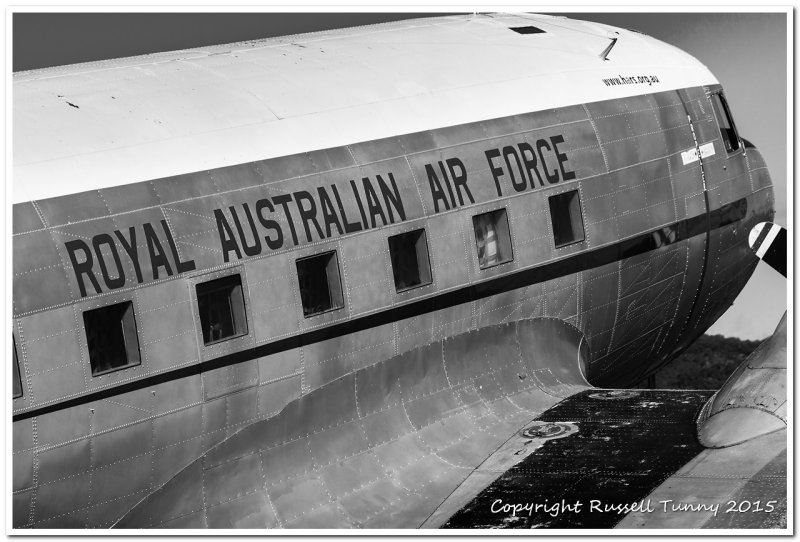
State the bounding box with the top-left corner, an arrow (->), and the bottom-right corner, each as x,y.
11,13 -> 786,530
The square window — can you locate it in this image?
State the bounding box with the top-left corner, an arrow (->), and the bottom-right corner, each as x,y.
549,190 -> 585,248
388,229 -> 433,292
296,251 -> 344,317
196,274 -> 248,345
473,209 -> 513,269
12,338 -> 22,398
710,92 -> 740,153
83,301 -> 141,376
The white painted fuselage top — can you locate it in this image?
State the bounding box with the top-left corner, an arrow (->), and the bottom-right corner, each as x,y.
13,13 -> 717,204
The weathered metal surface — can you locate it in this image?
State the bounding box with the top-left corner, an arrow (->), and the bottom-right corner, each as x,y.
617,429 -> 786,529
114,318 -> 589,528
441,389 -> 712,529
697,312 -> 787,448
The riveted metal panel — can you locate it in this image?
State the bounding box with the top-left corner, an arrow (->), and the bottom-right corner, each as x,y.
153,404 -> 203,449
203,452 -> 263,508
151,435 -> 203,490
246,253 -> 298,342
340,228 -> 393,314
33,471 -> 92,524
92,389 -> 152,434
206,491 -> 275,529
150,170 -> 220,205
152,374 -> 203,416
348,135 -> 405,164
225,386 -> 260,434
305,147 -> 357,173
12,202 -> 45,235
201,396 -> 228,451
308,419 -> 370,468
13,230 -> 73,315
98,182 -> 163,215
91,417 -> 152,468
13,489 -> 33,528
13,449 -> 33,491
90,453 -> 152,512
257,374 -> 302,419
35,190 -> 112,227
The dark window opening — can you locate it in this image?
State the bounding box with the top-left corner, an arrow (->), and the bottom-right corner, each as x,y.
196,274 -> 248,345
84,301 -> 141,376
710,92 -> 740,153
549,190 -> 585,248
12,338 -> 22,398
473,209 -> 513,269
388,229 -> 433,292
510,26 -> 545,34
297,251 -> 344,317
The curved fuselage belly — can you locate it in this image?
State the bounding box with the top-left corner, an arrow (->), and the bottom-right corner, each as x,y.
11,85 -> 773,527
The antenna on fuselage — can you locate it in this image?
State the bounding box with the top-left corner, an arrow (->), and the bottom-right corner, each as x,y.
600,31 -> 620,61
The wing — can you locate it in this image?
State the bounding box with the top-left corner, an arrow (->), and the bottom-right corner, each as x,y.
113,312 -> 787,530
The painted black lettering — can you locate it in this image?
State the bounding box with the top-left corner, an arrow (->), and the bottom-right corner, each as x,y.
294,191 -> 324,243
161,220 -> 196,274
92,233 -> 125,290
362,178 -> 387,228
255,198 -> 284,250
143,222 -> 173,280
332,184 -> 362,234
437,161 -> 457,209
502,145 -> 527,192
551,135 -> 576,181
214,209 -> 242,263
350,180 -> 369,229
519,142 -> 544,188
318,187 -> 343,238
65,239 -> 101,297
485,148 -> 504,197
376,173 -> 406,223
272,194 -> 300,247
425,163 -> 450,213
446,157 -> 474,206
230,204 -> 262,257
536,139 -> 559,184
114,227 -> 143,283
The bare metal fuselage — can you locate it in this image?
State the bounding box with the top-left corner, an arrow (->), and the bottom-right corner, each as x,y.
12,16 -> 774,528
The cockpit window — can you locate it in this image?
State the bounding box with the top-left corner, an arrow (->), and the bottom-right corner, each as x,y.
710,92 -> 741,153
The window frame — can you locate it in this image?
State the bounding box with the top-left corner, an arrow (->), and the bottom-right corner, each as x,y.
709,91 -> 742,155
472,207 -> 514,270
82,300 -> 142,377
388,228 -> 434,293
548,189 -> 586,249
12,336 -> 22,399
296,250 -> 346,318
195,273 -> 249,347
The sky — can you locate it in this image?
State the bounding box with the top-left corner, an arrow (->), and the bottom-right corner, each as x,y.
11,11 -> 789,339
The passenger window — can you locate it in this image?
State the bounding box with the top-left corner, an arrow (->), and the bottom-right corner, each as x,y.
710,92 -> 740,153
549,190 -> 585,248
84,301 -> 141,376
297,251 -> 344,317
388,229 -> 433,292
12,337 -> 22,398
473,209 -> 513,269
196,274 -> 248,345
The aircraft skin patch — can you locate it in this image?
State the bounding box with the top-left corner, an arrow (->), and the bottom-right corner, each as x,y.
442,390 -> 712,529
